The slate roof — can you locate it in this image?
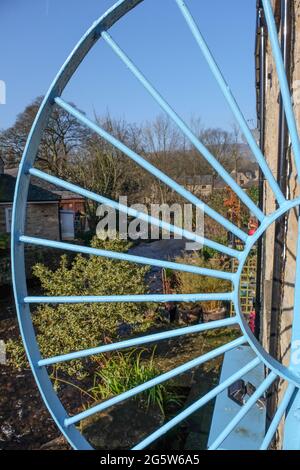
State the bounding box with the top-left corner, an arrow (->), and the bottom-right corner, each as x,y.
4,168 -> 84,201
179,175 -> 214,186
0,174 -> 60,203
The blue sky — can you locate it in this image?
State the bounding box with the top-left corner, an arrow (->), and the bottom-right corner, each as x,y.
0,0 -> 257,131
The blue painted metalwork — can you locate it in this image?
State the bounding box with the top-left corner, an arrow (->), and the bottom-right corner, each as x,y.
29,167 -> 241,259
174,0 -> 286,207
101,32 -> 264,223
208,347 -> 267,450
37,317 -> 238,368
24,292 -> 233,304
262,0 -> 300,177
55,97 -> 248,241
282,214 -> 300,448
20,235 -> 234,281
132,357 -> 261,450
262,383 -> 295,450
65,337 -> 246,428
23,292 -> 233,304
283,389 -> 300,449
209,372 -> 277,450
11,0 -> 300,450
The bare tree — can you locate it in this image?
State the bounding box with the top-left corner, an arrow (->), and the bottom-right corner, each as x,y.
230,123 -> 243,182
142,114 -> 186,204
67,113 -> 145,231
199,127 -> 234,189
0,96 -> 87,176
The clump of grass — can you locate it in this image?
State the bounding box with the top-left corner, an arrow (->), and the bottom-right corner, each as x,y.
90,348 -> 183,416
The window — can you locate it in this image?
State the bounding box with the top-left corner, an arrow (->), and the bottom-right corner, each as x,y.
5,207 -> 12,233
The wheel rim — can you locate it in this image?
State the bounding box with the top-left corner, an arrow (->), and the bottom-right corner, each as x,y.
11,0 -> 300,450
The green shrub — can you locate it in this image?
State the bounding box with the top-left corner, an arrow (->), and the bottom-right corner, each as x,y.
0,233 -> 10,251
175,251 -> 231,312
247,186 -> 259,205
7,237 -> 153,378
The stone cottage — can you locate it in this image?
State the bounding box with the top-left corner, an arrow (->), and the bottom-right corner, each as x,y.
0,165 -> 61,240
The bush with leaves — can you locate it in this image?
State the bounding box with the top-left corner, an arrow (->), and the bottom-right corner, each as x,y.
175,251 -> 231,312
0,233 -> 10,252
7,237 -> 153,378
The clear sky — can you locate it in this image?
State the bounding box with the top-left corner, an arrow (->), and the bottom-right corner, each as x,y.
0,0 -> 257,132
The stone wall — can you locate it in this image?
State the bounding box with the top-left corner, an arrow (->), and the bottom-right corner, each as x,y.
0,202 -> 60,240
261,0 -> 300,446
0,202 -> 60,285
263,1 -> 300,361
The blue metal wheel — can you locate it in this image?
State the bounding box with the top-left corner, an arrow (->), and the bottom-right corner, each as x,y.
11,0 -> 300,450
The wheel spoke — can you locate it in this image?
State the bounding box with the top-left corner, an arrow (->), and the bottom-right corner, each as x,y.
11,0 -> 299,452
38,317 -> 239,367
260,383 -> 295,450
101,31 -> 265,222
24,292 -> 234,304
29,167 -> 243,259
64,337 -> 246,427
56,97 -> 249,241
132,357 -> 261,450
262,0 -> 300,178
174,0 -> 286,207
208,372 -> 277,450
20,235 -> 234,281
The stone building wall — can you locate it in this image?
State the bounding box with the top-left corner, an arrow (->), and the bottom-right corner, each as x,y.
0,202 -> 60,240
0,202 -> 60,285
261,0 -> 300,446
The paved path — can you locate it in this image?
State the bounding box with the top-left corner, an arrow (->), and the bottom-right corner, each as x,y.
129,239 -> 188,293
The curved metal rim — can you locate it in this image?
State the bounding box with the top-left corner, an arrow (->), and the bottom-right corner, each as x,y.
11,0 -> 144,451
11,0 -> 300,450
234,198 -> 300,388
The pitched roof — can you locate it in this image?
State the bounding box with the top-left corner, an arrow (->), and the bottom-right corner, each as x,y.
0,174 -> 60,203
4,168 -> 84,201
179,175 -> 214,186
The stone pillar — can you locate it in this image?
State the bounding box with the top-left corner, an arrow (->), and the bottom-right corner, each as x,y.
260,0 -> 300,447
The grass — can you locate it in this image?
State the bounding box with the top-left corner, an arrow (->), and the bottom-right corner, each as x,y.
90,348 -> 184,416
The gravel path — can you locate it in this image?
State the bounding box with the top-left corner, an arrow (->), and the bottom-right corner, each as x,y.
129,239 -> 188,293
